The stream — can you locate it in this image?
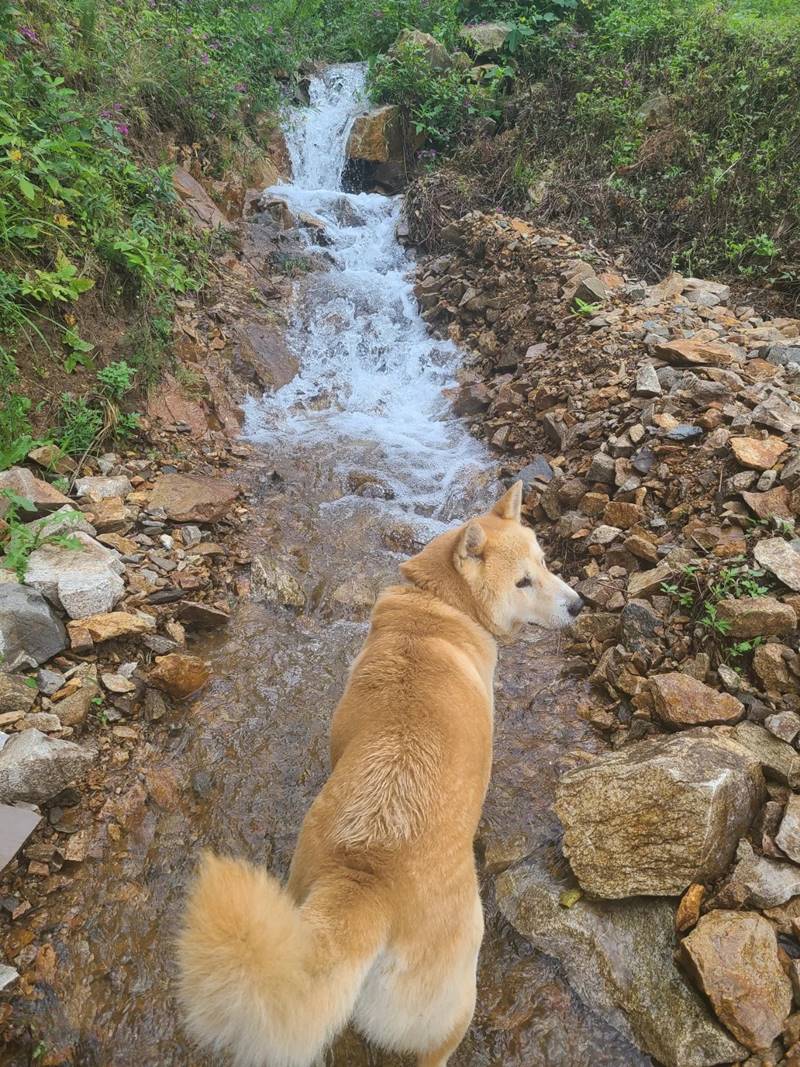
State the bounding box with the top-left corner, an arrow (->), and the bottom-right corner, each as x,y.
2,65 -> 651,1067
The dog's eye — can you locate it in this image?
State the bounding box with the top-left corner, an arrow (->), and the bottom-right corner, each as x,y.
516,577 -> 532,589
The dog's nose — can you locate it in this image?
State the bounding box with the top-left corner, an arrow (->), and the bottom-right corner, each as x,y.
568,595 -> 584,618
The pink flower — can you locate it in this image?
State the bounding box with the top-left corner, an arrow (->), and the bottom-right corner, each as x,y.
20,26 -> 39,42
115,122 -> 130,136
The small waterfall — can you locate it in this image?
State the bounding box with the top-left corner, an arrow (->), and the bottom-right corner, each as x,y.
244,63 -> 490,517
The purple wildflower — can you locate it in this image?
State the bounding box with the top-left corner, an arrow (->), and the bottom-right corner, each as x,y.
20,26 -> 39,43
115,122 -> 130,136
200,52 -> 210,64
234,82 -> 247,93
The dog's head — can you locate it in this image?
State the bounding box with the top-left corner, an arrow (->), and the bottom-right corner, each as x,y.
454,481 -> 584,637
402,481 -> 583,638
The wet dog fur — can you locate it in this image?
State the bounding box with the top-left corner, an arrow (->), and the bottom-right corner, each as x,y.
177,481 -> 583,1067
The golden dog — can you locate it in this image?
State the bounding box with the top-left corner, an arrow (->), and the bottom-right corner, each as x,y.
177,481 -> 582,1067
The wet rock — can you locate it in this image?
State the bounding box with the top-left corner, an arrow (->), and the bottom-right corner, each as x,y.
650,672 -> 744,728
776,793 -> 800,863
235,322 -> 299,393
252,556 -> 305,608
496,854 -> 745,1067
66,611 -> 156,645
148,653 -> 211,700
731,436 -> 789,471
716,596 -> 797,639
74,475 -> 132,501
0,467 -> 70,519
0,675 -> 36,716
712,839 -> 800,909
681,910 -> 792,1051
177,601 -> 230,629
517,455 -> 554,489
346,105 -> 404,164
554,731 -> 764,897
148,473 -> 239,524
732,721 -> 800,786
755,538 -> 800,592
0,729 -> 95,805
0,585 -> 67,669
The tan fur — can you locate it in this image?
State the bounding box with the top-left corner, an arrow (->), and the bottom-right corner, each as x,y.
177,484 -> 582,1067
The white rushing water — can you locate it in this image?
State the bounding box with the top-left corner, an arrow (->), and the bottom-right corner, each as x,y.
244,64 -> 490,515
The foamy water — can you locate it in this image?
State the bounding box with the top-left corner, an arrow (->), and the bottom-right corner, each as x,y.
243,64 -> 489,515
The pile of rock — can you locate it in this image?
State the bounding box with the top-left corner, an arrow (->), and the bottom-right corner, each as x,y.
415,209 -> 800,1062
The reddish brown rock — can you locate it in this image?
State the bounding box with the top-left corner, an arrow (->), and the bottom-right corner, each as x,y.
731,436 -> 789,471
650,672 -> 744,728
68,611 -> 156,645
346,105 -> 404,163
0,467 -> 70,519
681,910 -> 792,1051
148,473 -> 239,523
172,167 -> 232,230
148,653 -> 211,700
741,485 -> 794,521
675,883 -> 705,933
716,596 -> 797,639
654,338 -> 734,367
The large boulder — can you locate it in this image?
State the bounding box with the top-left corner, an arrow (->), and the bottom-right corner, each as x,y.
0,584 -> 67,669
496,855 -> 745,1067
392,29 -> 451,70
346,105 -> 405,165
681,910 -> 792,1051
0,728 -> 95,805
24,531 -> 125,619
716,595 -> 797,639
554,731 -> 765,897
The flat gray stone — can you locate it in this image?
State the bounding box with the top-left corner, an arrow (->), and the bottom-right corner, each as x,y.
0,728 -> 95,805
0,584 -> 67,669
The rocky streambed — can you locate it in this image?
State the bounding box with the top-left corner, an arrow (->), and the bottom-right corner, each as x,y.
4,57 -> 800,1067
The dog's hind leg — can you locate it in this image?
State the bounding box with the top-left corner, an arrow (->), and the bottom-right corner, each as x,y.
416,1005 -> 474,1067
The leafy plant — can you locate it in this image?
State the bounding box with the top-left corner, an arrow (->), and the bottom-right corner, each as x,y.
698,601 -> 732,637
0,489 -> 82,581
96,359 -> 136,401
572,297 -> 602,317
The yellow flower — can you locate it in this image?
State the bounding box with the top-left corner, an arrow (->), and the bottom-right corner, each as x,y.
54,213 -> 73,228
8,149 -> 22,162
64,313 -> 77,327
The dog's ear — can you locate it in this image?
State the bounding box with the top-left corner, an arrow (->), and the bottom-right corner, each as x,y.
455,519 -> 487,563
492,481 -> 522,522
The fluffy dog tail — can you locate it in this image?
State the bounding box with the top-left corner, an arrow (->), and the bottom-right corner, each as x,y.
177,852 -> 386,1067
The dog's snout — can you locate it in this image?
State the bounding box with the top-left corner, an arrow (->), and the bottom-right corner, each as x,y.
568,595 -> 584,619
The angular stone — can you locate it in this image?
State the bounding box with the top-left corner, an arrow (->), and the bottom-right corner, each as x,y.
753,643 -> 797,695
742,485 -> 794,521
712,839 -> 800,909
172,167 -> 231,231
24,531 -> 124,614
496,855 -> 745,1067
732,721 -> 800,786
602,501 -> 642,528
0,585 -> 67,670
0,675 -> 36,716
177,601 -> 230,629
0,467 -> 70,519
572,275 -> 607,307
66,611 -> 156,645
586,524 -> 621,546
681,910 -> 792,1051
148,653 -> 210,700
675,883 -> 705,933
587,451 -> 615,484
650,672 -> 744,728
635,363 -> 662,397
766,710 -> 800,743
74,475 -> 132,501
627,560 -> 677,599
148,473 -> 239,524
27,444 -> 75,476
459,20 -> 513,55
0,729 -> 95,805
755,538 -> 800,592
716,596 -> 797,639
55,664 -> 99,728
776,792 -> 800,864
555,731 -> 765,897
731,436 -> 789,471
654,338 -> 734,367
